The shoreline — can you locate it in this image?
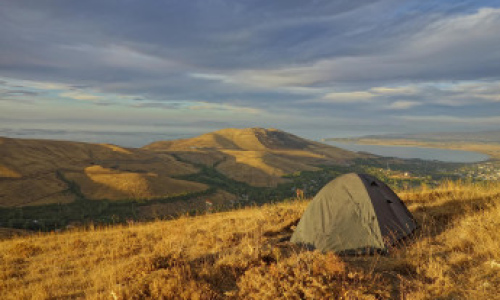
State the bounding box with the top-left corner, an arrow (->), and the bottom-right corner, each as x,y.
324,139 -> 497,162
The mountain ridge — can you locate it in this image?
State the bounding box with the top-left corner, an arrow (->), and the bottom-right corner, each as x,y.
144,127 -> 319,151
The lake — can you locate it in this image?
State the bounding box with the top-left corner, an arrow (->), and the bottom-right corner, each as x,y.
324,141 -> 489,163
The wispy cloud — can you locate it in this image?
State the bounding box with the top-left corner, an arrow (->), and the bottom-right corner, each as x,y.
386,101 -> 422,110
189,103 -> 263,114
318,91 -> 375,103
60,91 -> 104,101
397,115 -> 500,125
370,86 -> 417,95
58,44 -> 182,72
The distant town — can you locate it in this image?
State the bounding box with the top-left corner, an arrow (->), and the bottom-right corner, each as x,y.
458,161 -> 500,181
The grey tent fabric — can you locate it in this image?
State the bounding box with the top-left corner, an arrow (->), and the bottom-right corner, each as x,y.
290,173 -> 417,253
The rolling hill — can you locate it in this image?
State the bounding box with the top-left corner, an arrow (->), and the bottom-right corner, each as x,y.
144,127 -> 364,187
0,137 -> 206,207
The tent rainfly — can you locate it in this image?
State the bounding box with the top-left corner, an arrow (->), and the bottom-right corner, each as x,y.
290,173 -> 417,254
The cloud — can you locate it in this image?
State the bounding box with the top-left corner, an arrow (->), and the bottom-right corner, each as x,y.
6,90 -> 39,96
129,100 -> 263,114
217,7 -> 500,90
397,115 -> 500,125
386,101 -> 422,110
370,86 -> 417,95
306,79 -> 500,108
0,77 -> 71,91
60,91 -> 103,101
319,91 -> 375,103
189,103 -> 263,114
58,44 -> 181,72
0,89 -> 39,97
189,73 -> 229,82
131,102 -> 184,110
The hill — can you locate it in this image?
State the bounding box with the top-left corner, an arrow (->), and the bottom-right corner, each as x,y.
144,128 -> 364,187
1,180 -> 499,299
0,137 -> 207,207
145,127 -> 327,151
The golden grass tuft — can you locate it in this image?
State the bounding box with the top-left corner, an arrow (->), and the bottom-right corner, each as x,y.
1,180 -> 500,299
237,251 -> 389,299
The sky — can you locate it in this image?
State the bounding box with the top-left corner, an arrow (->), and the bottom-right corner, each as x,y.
1,0 -> 500,146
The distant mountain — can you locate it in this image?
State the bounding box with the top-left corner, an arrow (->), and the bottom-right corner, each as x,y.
327,130 -> 500,144
144,128 -> 364,187
324,130 -> 500,159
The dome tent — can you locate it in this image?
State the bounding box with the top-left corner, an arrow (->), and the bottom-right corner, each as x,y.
290,173 -> 417,254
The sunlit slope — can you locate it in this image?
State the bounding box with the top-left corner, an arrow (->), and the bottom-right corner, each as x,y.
64,165 -> 207,201
144,128 -> 364,187
1,181 -> 500,299
145,127 -> 320,151
0,137 -> 205,206
216,150 -> 320,186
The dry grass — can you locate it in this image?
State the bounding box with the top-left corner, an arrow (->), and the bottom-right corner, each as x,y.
0,172 -> 75,206
137,190 -> 237,219
63,165 -> 208,201
0,137 -> 202,206
0,164 -> 22,178
1,180 -> 500,299
0,228 -> 31,241
215,150 -> 321,187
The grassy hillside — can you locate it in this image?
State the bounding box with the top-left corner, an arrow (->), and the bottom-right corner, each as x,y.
144,128 -> 365,187
1,181 -> 499,299
0,137 -> 206,206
